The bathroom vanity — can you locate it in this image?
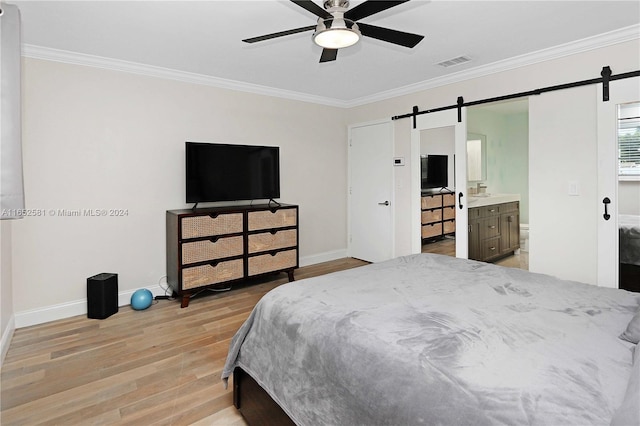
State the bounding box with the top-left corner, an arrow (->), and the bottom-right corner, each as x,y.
468,194 -> 520,262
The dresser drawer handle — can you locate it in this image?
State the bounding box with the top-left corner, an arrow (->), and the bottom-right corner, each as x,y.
489,209 -> 496,213
488,225 -> 496,229
208,213 -> 219,219
209,237 -> 219,243
209,260 -> 220,267
270,229 -> 278,235
489,247 -> 496,251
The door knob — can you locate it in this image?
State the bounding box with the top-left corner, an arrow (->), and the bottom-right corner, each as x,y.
378,201 -> 390,206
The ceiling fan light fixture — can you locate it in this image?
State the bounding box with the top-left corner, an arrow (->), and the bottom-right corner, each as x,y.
313,17 -> 361,49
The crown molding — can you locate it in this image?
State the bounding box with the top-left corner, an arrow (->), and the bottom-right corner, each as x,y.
21,44 -> 347,108
344,24 -> 640,108
22,24 -> 639,109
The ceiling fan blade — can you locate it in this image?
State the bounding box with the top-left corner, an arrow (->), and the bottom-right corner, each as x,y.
344,0 -> 409,21
357,23 -> 424,48
243,25 -> 316,43
319,48 -> 338,63
291,0 -> 332,19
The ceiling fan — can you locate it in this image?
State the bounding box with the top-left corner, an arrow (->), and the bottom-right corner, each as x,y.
242,0 -> 424,63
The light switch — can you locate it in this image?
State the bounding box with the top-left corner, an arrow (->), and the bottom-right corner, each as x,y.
568,181 -> 580,196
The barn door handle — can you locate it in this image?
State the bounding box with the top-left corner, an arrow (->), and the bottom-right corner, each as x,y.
603,197 -> 611,220
378,201 -> 390,206
458,192 -> 464,209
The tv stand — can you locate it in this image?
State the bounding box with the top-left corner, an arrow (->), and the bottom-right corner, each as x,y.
166,203 -> 299,307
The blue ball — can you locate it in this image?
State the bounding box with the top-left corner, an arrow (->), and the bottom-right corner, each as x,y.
130,288 -> 153,310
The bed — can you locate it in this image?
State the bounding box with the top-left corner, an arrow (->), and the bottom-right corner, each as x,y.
222,253 -> 640,425
620,214 -> 640,292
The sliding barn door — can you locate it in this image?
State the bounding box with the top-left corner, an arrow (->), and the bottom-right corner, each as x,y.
597,78 -> 640,288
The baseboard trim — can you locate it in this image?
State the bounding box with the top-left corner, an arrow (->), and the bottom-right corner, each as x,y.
14,285 -> 167,329
1,314 -> 16,368
13,250 -> 349,328
299,249 -> 347,267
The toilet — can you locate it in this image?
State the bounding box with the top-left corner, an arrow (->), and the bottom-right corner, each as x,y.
520,224 -> 530,252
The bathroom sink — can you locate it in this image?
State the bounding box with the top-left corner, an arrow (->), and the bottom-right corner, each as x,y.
470,193 -> 491,197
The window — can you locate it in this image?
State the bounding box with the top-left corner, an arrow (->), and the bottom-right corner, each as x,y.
618,102 -> 640,179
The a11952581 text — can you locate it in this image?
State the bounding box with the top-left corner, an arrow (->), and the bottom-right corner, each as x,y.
1,208 -> 129,217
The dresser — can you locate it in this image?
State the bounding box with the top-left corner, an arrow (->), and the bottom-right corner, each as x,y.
468,201 -> 519,262
421,191 -> 456,241
166,204 -> 298,307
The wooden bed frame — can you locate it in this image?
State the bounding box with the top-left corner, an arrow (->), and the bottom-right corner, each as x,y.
233,367 -> 295,425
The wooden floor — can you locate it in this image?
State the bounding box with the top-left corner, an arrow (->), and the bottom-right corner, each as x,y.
0,258 -> 368,425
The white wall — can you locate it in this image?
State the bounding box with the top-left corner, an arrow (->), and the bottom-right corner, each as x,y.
346,39 -> 640,284
619,181 -> 640,215
529,86 -> 599,284
13,58 -> 349,326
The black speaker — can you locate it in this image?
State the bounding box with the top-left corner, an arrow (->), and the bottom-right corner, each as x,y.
87,273 -> 118,319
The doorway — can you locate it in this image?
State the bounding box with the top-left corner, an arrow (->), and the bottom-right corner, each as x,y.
465,99 -> 529,271
411,109 -> 468,259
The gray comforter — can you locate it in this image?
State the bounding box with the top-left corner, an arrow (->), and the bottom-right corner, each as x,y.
222,254 -> 639,425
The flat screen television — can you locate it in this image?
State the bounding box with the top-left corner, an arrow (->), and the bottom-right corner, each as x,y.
421,154 -> 448,190
186,142 -> 280,203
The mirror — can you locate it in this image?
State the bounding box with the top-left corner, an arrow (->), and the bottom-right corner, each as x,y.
467,133 -> 486,182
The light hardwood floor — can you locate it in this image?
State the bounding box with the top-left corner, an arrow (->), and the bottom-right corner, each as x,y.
0,258 -> 368,425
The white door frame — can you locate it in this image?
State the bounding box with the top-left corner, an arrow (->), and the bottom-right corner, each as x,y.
347,119 -> 395,262
597,78 -> 640,288
411,109 -> 468,257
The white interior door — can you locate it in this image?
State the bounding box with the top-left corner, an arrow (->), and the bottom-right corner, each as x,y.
411,109 -> 468,257
348,121 -> 394,262
597,78 -> 640,288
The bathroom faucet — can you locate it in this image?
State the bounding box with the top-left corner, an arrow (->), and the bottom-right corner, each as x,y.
477,183 -> 487,193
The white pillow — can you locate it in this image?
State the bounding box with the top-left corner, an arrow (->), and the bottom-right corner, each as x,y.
620,311 -> 640,344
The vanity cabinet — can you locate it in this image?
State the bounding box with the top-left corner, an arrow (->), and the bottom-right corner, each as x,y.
468,201 -> 519,262
421,191 -> 456,241
167,204 -> 298,307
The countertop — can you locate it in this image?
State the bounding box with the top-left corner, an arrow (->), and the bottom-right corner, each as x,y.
467,193 -> 520,208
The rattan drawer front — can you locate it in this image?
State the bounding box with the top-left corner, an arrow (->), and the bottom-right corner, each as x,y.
421,209 -> 442,224
421,196 -> 442,210
421,223 -> 442,239
182,259 -> 244,290
443,193 -> 455,207
248,249 -> 297,276
181,236 -> 243,265
443,206 -> 456,220
248,229 -> 297,254
181,213 -> 243,239
248,209 -> 297,231
443,220 -> 456,234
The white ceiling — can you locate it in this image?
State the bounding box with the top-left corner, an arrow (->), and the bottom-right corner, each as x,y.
10,0 -> 640,106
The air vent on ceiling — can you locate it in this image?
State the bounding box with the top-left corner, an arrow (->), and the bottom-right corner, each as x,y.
436,56 -> 471,68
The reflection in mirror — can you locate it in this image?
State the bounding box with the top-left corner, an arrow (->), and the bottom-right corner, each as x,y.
467,133 -> 486,182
